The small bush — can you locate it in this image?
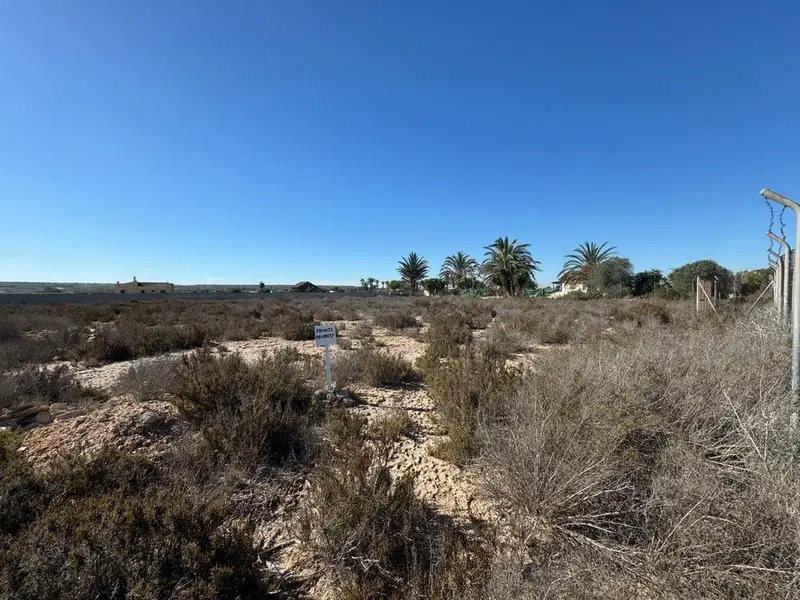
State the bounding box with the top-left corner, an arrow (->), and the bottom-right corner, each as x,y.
86,322 -> 207,363
426,345 -> 519,464
423,309 -> 473,359
0,318 -> 22,344
113,357 -> 181,401
0,365 -> 103,413
373,309 -> 418,331
335,348 -> 420,388
272,345 -> 302,362
349,322 -> 374,340
482,325 -> 532,357
369,410 -> 414,444
612,299 -> 672,326
275,312 -> 316,341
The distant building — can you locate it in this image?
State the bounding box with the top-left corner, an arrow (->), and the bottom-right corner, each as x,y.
115,277 -> 174,294
290,281 -> 323,293
550,281 -> 587,298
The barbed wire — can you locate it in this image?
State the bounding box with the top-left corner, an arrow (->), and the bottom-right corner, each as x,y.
780,204 -> 787,242
767,195 -> 775,254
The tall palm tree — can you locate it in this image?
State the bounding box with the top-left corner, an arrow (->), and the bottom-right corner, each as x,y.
398,252 -> 429,295
440,251 -> 478,289
482,237 -> 540,296
559,242 -> 617,284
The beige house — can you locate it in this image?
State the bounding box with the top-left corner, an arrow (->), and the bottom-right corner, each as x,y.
115,277 -> 174,294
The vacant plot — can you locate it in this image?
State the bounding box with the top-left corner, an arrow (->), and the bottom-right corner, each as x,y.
1,295 -> 795,599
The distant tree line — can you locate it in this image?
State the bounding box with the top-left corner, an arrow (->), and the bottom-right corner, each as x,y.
364,237 -> 770,299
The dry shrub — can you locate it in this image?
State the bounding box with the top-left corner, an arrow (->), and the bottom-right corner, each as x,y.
335,348 -> 419,388
0,439 -> 269,599
0,365 -> 105,413
481,310 -> 800,598
173,349 -> 316,468
299,411 -> 490,599
368,409 -> 414,444
86,321 -> 207,363
611,299 -> 672,326
0,317 -> 22,344
457,299 -> 497,329
426,344 -> 519,464
274,311 -> 316,341
422,309 -> 473,362
373,309 -> 418,331
272,345 -> 302,362
482,324 -> 532,357
349,321 -> 374,340
113,357 -> 181,401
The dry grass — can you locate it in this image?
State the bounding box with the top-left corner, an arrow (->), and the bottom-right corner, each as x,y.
479,310 -> 799,598
2,294 -> 791,599
113,357 -> 181,401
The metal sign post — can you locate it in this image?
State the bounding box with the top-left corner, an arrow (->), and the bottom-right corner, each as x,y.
761,189 -> 800,403
314,325 -> 337,391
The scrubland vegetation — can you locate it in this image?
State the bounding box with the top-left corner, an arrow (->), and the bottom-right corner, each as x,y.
1,292 -> 798,599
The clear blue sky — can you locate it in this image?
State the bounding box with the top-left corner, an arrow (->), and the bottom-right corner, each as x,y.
1,1 -> 799,285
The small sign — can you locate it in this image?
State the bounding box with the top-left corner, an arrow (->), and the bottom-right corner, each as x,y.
314,325 -> 337,347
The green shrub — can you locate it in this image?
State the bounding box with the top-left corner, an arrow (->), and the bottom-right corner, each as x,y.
173,349 -> 315,468
0,443 -> 270,600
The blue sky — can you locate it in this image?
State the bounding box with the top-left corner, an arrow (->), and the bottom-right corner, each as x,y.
1,1 -> 799,285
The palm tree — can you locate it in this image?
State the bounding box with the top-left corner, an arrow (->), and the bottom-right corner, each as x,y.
559,242 -> 617,284
398,252 -> 429,295
440,251 -> 478,290
482,237 -> 540,296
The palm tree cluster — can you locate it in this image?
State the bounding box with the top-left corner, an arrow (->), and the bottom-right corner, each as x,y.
391,239 -> 681,299
397,237 -> 542,297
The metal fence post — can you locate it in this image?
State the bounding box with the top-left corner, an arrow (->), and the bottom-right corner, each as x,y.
768,250 -> 783,315
768,232 -> 792,325
761,189 -> 800,401
768,258 -> 779,310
